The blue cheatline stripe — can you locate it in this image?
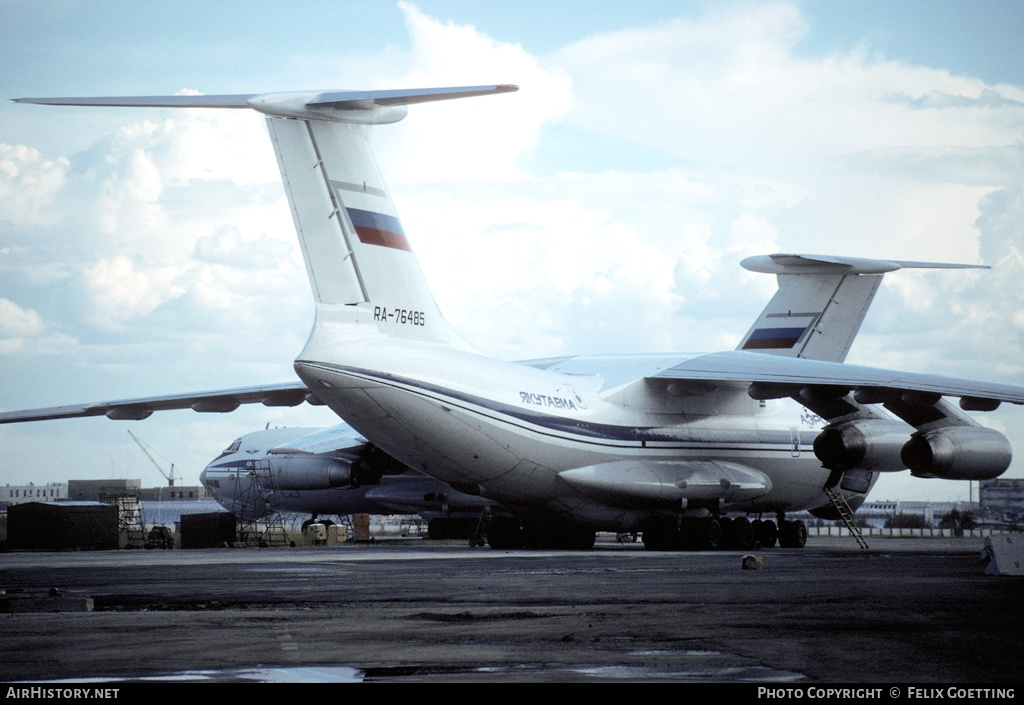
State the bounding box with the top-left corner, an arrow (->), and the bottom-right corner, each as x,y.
296,360 -> 807,452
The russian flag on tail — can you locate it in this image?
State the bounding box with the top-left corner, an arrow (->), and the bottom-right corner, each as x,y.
347,208 -> 411,252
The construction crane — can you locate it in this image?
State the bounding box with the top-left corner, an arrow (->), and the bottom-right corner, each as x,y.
127,430 -> 180,487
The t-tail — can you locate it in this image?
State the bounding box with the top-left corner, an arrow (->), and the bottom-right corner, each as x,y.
17,86 -> 518,350
737,254 -> 988,362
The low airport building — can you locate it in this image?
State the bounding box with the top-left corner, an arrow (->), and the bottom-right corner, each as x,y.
979,478 -> 1024,524
2,482 -> 68,507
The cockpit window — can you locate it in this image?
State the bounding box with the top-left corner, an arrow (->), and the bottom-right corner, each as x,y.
215,438 -> 242,459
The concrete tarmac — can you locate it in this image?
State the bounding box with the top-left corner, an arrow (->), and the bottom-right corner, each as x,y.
1,535 -> 1021,683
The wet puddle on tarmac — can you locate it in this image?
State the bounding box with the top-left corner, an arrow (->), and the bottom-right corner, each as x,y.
20,652 -> 806,683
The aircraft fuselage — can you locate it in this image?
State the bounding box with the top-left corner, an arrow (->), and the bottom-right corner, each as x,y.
295,324 -> 837,532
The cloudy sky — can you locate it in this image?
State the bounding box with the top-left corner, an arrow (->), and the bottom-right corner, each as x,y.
2,0 -> 1022,504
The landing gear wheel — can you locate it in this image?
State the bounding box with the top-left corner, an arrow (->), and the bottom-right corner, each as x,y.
779,520 -> 807,548
679,517 -> 701,550
701,517 -> 723,550
642,517 -> 679,551
718,517 -> 734,547
731,517 -> 755,550
792,520 -> 807,548
755,519 -> 778,548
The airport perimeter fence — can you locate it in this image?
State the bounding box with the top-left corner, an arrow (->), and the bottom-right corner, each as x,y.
807,526 -> 1015,539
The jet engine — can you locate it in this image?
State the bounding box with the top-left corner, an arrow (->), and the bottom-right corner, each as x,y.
813,420 -> 909,472
256,454 -> 353,490
901,426 -> 1012,480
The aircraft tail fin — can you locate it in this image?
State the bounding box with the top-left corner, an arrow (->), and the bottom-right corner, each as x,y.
18,86 -> 517,349
737,254 -> 987,363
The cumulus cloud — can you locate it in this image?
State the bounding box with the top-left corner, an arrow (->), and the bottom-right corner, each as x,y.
363,1 -> 573,183
0,144 -> 69,227
534,3 -> 1022,340
0,100 -> 302,336
0,298 -> 79,357
192,225 -> 294,269
0,298 -> 44,336
552,5 -> 1024,169
78,256 -> 169,330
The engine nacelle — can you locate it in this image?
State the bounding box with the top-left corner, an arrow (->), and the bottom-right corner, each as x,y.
901,426 -> 1012,480
258,454 -> 353,490
813,420 -> 909,472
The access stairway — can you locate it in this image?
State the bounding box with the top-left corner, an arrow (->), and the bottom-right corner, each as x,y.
823,486 -> 869,549
235,459 -> 290,547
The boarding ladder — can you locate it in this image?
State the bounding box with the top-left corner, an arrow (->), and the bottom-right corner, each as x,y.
258,511 -> 290,547
235,459 -> 290,547
100,488 -> 146,549
823,486 -> 869,550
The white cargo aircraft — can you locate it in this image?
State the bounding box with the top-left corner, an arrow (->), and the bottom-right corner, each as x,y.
200,423 -> 495,540
7,86 -> 1024,550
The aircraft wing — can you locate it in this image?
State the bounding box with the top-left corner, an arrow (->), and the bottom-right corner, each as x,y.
650,350 -> 1024,410
0,382 -> 316,424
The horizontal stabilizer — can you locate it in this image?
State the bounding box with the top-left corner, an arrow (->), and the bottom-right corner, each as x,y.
308,85 -> 519,108
16,85 -> 519,125
741,253 -> 989,275
738,253 -> 990,362
558,460 -> 772,509
15,95 -> 255,109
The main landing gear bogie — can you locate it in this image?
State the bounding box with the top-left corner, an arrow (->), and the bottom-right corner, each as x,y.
642,516 -> 805,551
475,513 -> 806,552
777,518 -> 808,548
485,515 -> 597,550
